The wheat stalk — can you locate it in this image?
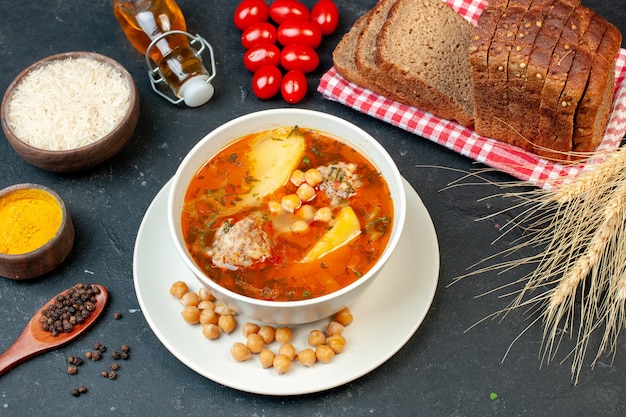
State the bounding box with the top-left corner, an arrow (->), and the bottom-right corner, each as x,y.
452,145 -> 626,384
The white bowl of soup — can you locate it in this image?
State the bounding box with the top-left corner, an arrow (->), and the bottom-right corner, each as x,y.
168,109 -> 406,324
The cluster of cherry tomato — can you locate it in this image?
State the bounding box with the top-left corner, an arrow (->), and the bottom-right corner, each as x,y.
234,0 -> 339,103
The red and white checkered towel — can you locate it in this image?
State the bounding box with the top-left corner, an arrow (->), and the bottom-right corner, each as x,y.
318,0 -> 626,188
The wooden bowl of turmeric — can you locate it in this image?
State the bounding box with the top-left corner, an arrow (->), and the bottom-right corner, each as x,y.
1,51 -> 139,173
0,183 -> 74,280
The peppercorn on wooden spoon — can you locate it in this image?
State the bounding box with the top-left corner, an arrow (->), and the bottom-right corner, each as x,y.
0,284 -> 108,376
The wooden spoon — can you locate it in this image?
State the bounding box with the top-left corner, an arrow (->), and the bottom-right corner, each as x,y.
0,284 -> 108,376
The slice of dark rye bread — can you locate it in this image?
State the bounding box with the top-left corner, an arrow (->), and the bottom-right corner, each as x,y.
333,5 -> 414,104
354,0 -> 413,104
536,4 -> 594,160
550,8 -> 606,159
470,0 -> 512,138
332,13 -> 372,89
505,0 -> 555,139
573,21 -> 621,152
375,0 -> 475,127
487,0 -> 533,150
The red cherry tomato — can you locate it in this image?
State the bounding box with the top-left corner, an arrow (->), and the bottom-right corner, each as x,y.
277,20 -> 322,48
234,0 -> 270,31
252,65 -> 282,99
280,44 -> 320,73
243,42 -> 281,72
281,70 -> 307,104
310,0 -> 339,35
241,22 -> 277,49
269,0 -> 310,25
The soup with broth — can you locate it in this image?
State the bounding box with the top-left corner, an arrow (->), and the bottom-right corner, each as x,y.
182,126 -> 394,301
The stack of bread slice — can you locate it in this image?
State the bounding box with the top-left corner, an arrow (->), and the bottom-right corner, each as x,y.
333,0 -> 622,161
333,0 -> 475,127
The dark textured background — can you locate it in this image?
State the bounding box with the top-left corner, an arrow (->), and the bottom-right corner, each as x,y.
1,0 -> 625,415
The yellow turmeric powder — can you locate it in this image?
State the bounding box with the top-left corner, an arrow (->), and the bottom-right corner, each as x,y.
0,188 -> 63,255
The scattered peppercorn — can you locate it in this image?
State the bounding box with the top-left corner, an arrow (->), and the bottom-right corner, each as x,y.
67,365 -> 78,375
78,386 -> 88,394
111,350 -> 121,359
108,371 -> 117,380
113,311 -> 122,319
67,356 -> 83,366
97,344 -> 107,353
120,344 -> 129,353
40,283 -> 100,336
109,363 -> 119,371
121,352 -> 130,360
85,351 -> 92,360
71,388 -> 81,397
101,371 -> 109,378
90,351 -> 102,361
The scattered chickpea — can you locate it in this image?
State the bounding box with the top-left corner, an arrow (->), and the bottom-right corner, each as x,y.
327,334 -> 346,354
297,348 -> 317,367
246,333 -> 265,354
230,342 -> 251,362
242,322 -> 260,337
181,306 -> 200,324
275,327 -> 292,344
179,291 -> 199,307
315,345 -> 335,364
218,314 -> 236,334
272,354 -> 291,374
197,287 -> 215,302
169,281 -> 189,299
281,194 -> 301,213
199,309 -> 218,325
202,324 -> 220,340
333,307 -> 353,326
290,169 -> 305,186
305,168 -> 323,186
307,329 -> 326,347
314,206 -> 333,222
259,348 -> 275,369
197,300 -> 215,311
278,343 -> 297,361
326,321 -> 344,336
296,183 -> 316,202
258,325 -> 276,344
214,302 -> 232,316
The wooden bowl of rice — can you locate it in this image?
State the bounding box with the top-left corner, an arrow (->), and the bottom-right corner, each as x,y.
1,51 -> 139,173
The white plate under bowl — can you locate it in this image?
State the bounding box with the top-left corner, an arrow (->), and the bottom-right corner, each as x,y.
133,178 -> 439,396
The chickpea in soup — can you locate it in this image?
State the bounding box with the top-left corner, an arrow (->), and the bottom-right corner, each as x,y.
182,126 -> 393,301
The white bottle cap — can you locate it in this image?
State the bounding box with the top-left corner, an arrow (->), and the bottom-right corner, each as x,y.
178,75 -> 214,107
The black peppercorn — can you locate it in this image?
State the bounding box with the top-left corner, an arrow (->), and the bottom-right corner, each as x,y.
90,351 -> 102,361
101,371 -> 109,378
85,351 -> 92,360
108,371 -> 116,379
109,363 -> 119,371
120,344 -> 129,353
78,386 -> 88,394
71,388 -> 81,397
67,365 -> 78,375
111,351 -> 121,359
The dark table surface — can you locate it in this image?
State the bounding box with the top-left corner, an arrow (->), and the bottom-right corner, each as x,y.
1,0 -> 625,416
